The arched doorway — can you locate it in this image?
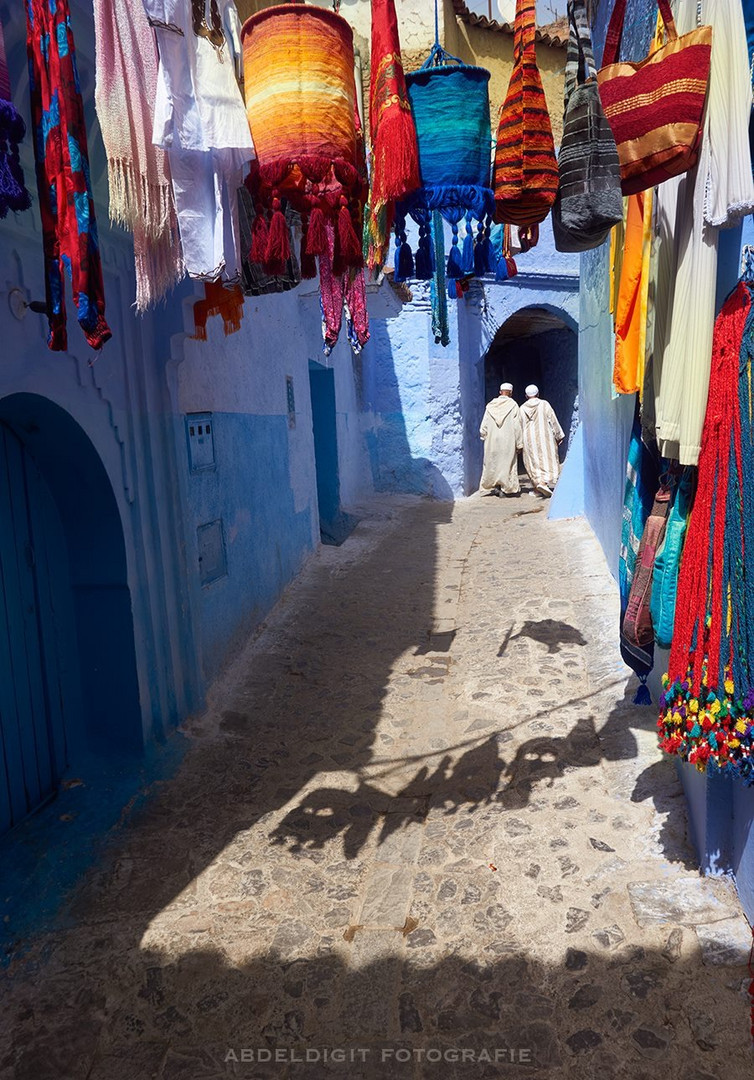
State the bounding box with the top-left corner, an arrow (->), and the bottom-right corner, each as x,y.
0,395 -> 141,837
483,306 -> 579,447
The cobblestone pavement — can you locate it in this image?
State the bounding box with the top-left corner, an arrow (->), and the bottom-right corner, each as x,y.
1,494 -> 752,1079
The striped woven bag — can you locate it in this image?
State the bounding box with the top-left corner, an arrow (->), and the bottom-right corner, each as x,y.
493,0 -> 558,227
596,0 -> 712,196
551,0 -> 622,252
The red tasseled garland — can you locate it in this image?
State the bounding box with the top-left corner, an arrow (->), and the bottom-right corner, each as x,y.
265,201 -> 291,273
337,200 -> 363,268
370,104 -> 420,206
667,283 -> 751,693
306,205 -> 328,256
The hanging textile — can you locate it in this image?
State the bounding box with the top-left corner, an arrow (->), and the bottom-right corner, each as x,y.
651,0 -> 754,466
25,0 -> 111,351
429,210 -> 449,347
619,403 -> 660,704
192,281 -> 245,340
241,4 -> 367,285
93,0 -> 183,311
493,0 -> 558,227
319,224 -> 370,356
393,34 -> 495,292
613,189 -> 653,395
145,0 -> 253,283
363,0 -> 420,274
658,281 -> 754,781
0,18 -> 31,218
551,0 -> 622,253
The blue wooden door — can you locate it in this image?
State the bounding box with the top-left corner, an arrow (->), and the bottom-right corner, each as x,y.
0,423 -> 71,836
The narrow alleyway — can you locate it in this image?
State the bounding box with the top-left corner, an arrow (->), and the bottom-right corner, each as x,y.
1,494 -> 752,1079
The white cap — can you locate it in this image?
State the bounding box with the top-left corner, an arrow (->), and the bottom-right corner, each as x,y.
525,384 -> 539,398
500,382 -> 513,392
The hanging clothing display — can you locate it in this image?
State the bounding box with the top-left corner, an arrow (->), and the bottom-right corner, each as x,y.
613,189 -> 653,395
0,19 -> 31,218
25,0 -> 111,351
93,0 -> 183,310
651,0 -> 754,465
241,4 -> 367,285
363,0 -> 420,274
144,0 -> 253,282
658,281 -> 754,782
619,405 -> 660,703
319,224 -> 369,357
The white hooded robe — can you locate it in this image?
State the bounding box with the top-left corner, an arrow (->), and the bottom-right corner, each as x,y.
479,396 -> 522,494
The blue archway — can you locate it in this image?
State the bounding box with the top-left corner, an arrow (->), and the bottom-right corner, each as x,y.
0,394 -> 141,835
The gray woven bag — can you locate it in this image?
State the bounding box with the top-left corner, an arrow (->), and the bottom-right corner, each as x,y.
552,0 -> 623,252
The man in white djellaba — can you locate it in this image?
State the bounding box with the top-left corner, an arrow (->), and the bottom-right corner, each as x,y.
520,384 -> 565,497
478,383 -> 523,496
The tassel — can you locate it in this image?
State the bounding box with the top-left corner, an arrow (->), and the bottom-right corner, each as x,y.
369,103 -> 421,206
633,678 -> 652,706
461,216 -> 475,275
495,255 -> 509,282
306,204 -> 328,256
415,240 -> 432,279
265,196 -> 291,270
446,244 -> 463,279
250,207 -> 269,264
395,236 -> 414,282
337,197 -> 363,268
301,247 -> 317,280
474,237 -> 493,277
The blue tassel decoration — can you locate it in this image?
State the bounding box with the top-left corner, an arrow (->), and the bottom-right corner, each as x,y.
393,212 -> 414,282
633,678 -> 652,706
414,220 -> 434,279
446,223 -> 463,278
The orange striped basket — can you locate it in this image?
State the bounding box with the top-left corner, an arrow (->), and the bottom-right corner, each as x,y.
493,0 -> 558,227
241,4 -> 367,278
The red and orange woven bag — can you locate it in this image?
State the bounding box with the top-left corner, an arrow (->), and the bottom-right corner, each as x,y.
596,0 -> 712,196
493,0 -> 558,226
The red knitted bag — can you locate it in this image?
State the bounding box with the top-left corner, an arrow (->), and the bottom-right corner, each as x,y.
493,0 -> 558,226
596,0 -> 712,196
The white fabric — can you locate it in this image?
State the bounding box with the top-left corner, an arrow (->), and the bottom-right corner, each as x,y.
519,398 -> 564,489
144,0 -> 254,153
525,384 -> 538,397
169,147 -> 247,281
479,396 -> 522,494
500,382 -> 513,391
652,0 -> 754,465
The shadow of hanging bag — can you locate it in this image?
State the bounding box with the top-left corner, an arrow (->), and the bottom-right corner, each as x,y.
596,0 -> 712,196
493,0 -> 558,226
551,0 -> 622,252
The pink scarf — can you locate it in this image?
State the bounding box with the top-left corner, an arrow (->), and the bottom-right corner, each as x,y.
93,0 -> 183,310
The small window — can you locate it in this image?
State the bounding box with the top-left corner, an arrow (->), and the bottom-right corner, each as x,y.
186,412 -> 215,472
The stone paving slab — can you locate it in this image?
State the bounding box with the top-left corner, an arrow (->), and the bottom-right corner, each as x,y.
0,493 -> 752,1079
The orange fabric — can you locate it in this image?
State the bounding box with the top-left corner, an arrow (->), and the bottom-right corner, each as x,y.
613,189 -> 652,395
192,281 -> 245,340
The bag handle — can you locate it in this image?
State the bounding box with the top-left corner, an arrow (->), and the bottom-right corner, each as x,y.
564,0 -> 597,99
602,0 -> 678,66
514,0 -> 537,60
